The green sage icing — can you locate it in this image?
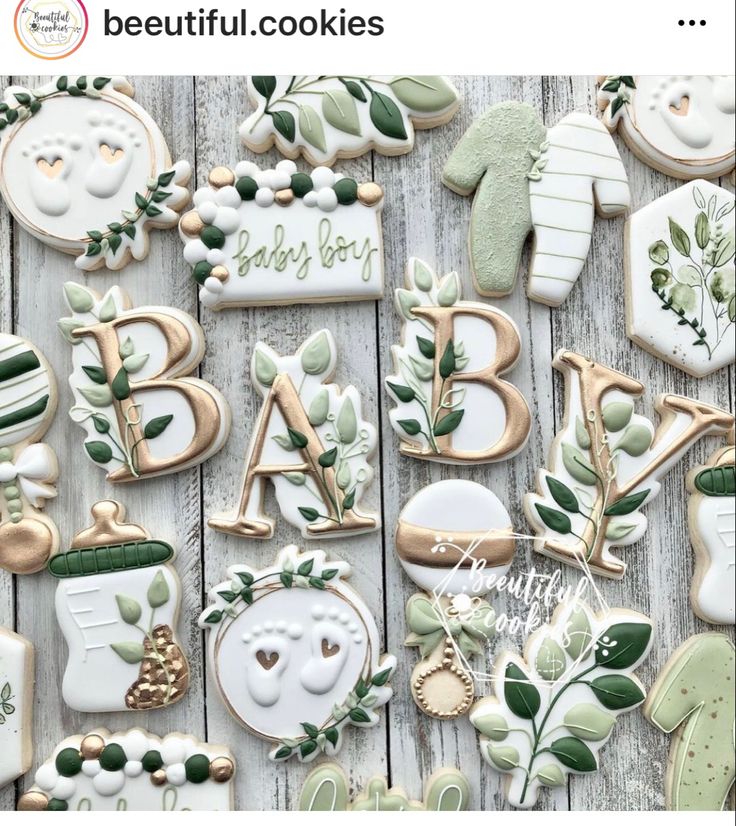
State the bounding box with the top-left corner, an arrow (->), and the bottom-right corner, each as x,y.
442,101 -> 546,296
48,540 -> 174,578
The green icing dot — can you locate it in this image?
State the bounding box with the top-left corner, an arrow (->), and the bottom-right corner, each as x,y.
47,799 -> 68,811
193,261 -> 213,285
334,178 -> 358,205
6,499 -> 22,513
99,743 -> 127,772
0,448 -> 12,461
236,176 -> 258,201
290,173 -> 313,198
184,754 -> 211,784
4,485 -> 19,499
10,513 -> 22,523
142,750 -> 164,772
201,226 -> 225,250
55,748 -> 83,777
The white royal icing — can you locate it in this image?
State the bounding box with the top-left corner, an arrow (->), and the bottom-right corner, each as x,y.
0,627 -> 33,789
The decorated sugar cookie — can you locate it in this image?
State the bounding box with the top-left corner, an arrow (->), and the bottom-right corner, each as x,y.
59,282 -> 231,482
686,444 -> 735,624
442,103 -> 630,305
644,633 -> 735,811
180,161 -> 384,309
49,500 -> 189,713
470,600 -> 652,809
525,350 -> 734,578
386,259 -> 530,463
199,545 -> 395,762
299,762 -> 470,811
0,332 -> 59,575
209,329 -> 379,540
240,75 -> 459,167
598,76 -> 735,180
18,728 -> 235,811
625,179 -> 735,377
0,76 -> 190,270
0,627 -> 33,789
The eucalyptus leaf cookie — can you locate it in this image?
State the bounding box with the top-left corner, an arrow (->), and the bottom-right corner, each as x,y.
443,102 -> 630,306
240,75 -> 459,166
0,76 -> 190,270
0,627 -> 33,790
180,161 -> 384,309
18,728 -> 235,811
199,545 -> 396,763
0,332 -> 59,575
598,75 -> 735,180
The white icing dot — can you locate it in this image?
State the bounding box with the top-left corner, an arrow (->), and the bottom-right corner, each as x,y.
272,170 -> 292,190
160,739 -> 187,766
276,159 -> 297,177
204,276 -> 224,295
255,187 -> 275,207
69,135 -> 83,150
214,206 -> 241,234
124,761 -> 143,778
51,776 -> 77,801
92,770 -> 126,797
311,604 -> 325,620
200,287 -> 219,308
252,624 -> 263,635
447,536 -> 454,543
207,248 -> 226,266
602,649 -> 609,657
288,623 -> 304,639
255,170 -> 273,189
328,607 -> 339,619
276,621 -> 287,633
121,730 -> 149,762
348,622 -> 358,632
338,612 -> 350,625
193,187 -> 217,207
198,202 -> 218,224
81,760 -> 101,778
242,632 -> 252,643
35,764 -> 59,791
235,161 -> 259,178
435,535 -> 442,542
183,239 -> 209,265
311,167 -> 335,190
303,191 -> 318,208
264,620 -> 275,632
88,112 -> 101,126
353,635 -> 363,644
167,763 -> 187,786
215,185 -> 242,208
316,187 -> 338,212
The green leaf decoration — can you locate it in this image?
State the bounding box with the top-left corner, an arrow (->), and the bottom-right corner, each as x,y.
110,642 -> 146,664
397,289 -> 421,319
563,703 -> 615,741
57,318 -> 84,345
411,259 -> 434,291
390,76 -> 457,112
85,440 -> 113,464
284,472 -> 307,486
590,674 -> 645,710
349,707 -> 371,724
322,89 -> 361,136
603,489 -> 650,517
252,76 -> 277,99
288,428 -> 309,449
561,443 -> 598,486
605,521 -> 638,541
548,737 -> 597,772
236,571 -> 254,587
563,605 -> 592,659
386,381 -> 415,403
280,571 -> 294,588
308,389 -> 330,426
80,385 -> 113,408
614,425 -> 652,457
273,434 -> 296,451
409,355 -> 434,381
297,559 -> 315,577
115,594 -> 142,625
398,419 -> 422,436
298,105 -> 327,152
299,740 -> 318,759
713,230 -> 735,268
147,570 -> 170,608
439,340 -> 456,379
204,609 -> 223,624
575,417 -> 592,449
534,503 -> 571,535
342,490 -> 356,510
336,462 -> 351,491
64,282 -> 95,313
299,507 -> 320,522
416,336 -> 436,359
319,447 -> 338,468
601,402 -> 633,432
434,409 -> 464,437
57,76 -> 69,91
98,293 -> 117,323
729,296 -> 735,323
157,169 -> 176,187
271,110 -> 296,142
437,273 -> 459,306
371,668 -> 392,686
473,713 -> 509,741
134,192 -> 148,210
122,353 -> 149,374
144,414 -> 174,440
536,764 -> 566,787
301,721 -> 319,738
336,397 -> 357,443
369,91 -> 408,140
82,365 -> 108,384
1,683 -> 10,702
91,414 -> 110,434
648,240 -> 669,265
487,745 -> 519,771
669,218 -> 691,257
695,211 -> 710,249
274,745 -> 292,760
546,477 -> 579,513
504,662 -> 540,719
535,637 -> 567,682
301,331 -> 332,375
254,349 -> 278,387
694,465 -> 736,496
594,622 -> 651,668
111,368 -> 130,400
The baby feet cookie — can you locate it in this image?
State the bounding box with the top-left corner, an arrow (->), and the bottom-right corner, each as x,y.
598,76 -> 735,180
625,179 -> 734,377
179,161 -> 384,309
240,75 -> 459,166
209,329 -> 379,540
199,545 -> 396,762
386,258 -> 530,463
525,350 -> 734,578
299,763 -> 470,811
0,76 -> 190,271
470,600 -> 652,809
442,102 -> 630,306
48,500 -> 190,713
0,627 -> 33,790
0,332 -> 59,575
18,728 -> 235,810
59,282 -> 230,482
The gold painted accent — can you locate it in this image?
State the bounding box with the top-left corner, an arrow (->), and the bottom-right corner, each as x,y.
357,182 -> 383,206
71,500 -> 146,548
209,166 -> 235,188
669,96 -> 690,116
179,211 -> 205,237
0,516 -> 56,574
17,792 -> 48,811
410,635 -> 474,720
80,734 -> 105,759
124,624 -> 189,709
100,143 -> 124,163
210,756 -> 235,783
396,522 -> 515,569
210,265 -> 230,283
37,157 -> 63,178
150,769 -> 168,786
275,188 -> 295,206
256,650 -> 279,671
321,639 -> 340,658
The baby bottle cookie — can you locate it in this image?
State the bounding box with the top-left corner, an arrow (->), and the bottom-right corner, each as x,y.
0,627 -> 33,790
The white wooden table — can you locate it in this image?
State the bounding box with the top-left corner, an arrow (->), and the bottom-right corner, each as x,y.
1,75 -> 733,812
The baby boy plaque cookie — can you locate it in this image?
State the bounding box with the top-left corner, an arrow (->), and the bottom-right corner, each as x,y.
180,161 -> 384,309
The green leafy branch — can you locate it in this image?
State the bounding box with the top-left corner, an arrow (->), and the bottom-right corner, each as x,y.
0,76 -> 111,131
0,681 -> 15,725
600,75 -> 636,118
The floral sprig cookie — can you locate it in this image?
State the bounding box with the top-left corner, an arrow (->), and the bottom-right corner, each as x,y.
0,627 -> 33,790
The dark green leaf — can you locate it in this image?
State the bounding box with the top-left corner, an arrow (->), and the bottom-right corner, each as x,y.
82,365 -> 108,384
280,572 -> 294,588
86,242 -> 101,257
319,447 -> 338,468
548,737 -> 597,772
14,93 -> 31,105
355,678 -> 369,698
322,569 -> 338,580
416,336 -> 436,359
85,441 -> 113,464
386,381 -> 415,403
297,559 -> 315,576
145,205 -> 162,217
371,668 -> 392,687
309,577 -> 325,589
349,707 -> 371,724
218,590 -> 238,603
152,190 -> 170,203
369,91 -> 408,139
620,76 -> 636,88
433,409 -> 464,437
29,100 -> 41,115
122,225 -> 136,239
5,109 -> 19,124
504,662 -> 540,719
547,478 -> 579,513
298,507 -> 320,523
158,170 -> 176,187
610,96 -> 624,117
669,218 -> 691,257
111,368 -> 131,400
302,722 -> 319,738
252,76 -> 277,99
288,427 -> 308,449
324,727 -> 339,746
534,503 -> 572,534
76,77 -> 88,90
107,233 -> 122,255
241,588 -> 254,605
134,192 -> 148,210
91,414 -> 110,434
57,76 -> 68,91
603,489 -> 650,516
594,622 -> 651,668
398,419 -> 422,436
87,229 -> 103,242
342,490 -> 355,510
589,675 -> 645,710
93,77 -> 111,90
342,79 -> 367,101
271,110 -> 296,142
300,740 -> 317,758
204,609 -> 223,624
143,415 -> 174,440
439,340 -> 456,378
274,745 -> 292,760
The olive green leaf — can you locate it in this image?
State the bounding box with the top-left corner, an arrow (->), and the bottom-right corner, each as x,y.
301,331 -> 332,375
283,472 -> 307,486
563,703 -> 615,741
487,745 -> 519,771
254,349 -> 278,386
98,292 -> 117,323
563,605 -> 592,659
504,662 -> 540,719
668,218 -> 691,257
58,318 -> 84,344
85,441 -> 113,464
575,417 -> 591,449
603,489 -> 650,516
147,570 -> 170,608
336,397 -> 357,443
390,76 -> 457,112
614,424 -> 652,457
115,594 -> 142,625
144,415 -> 174,440
322,89 -> 361,136
535,637 -> 567,681
123,353 -> 149,374
308,389 -> 330,426
64,282 -> 95,313
605,521 -> 638,541
411,259 -> 434,291
602,402 -> 633,432
594,622 -> 652,668
80,385 -> 113,407
695,212 -> 710,249
298,104 -> 327,152
713,230 -> 735,268
548,737 -> 597,772
534,503 -> 572,535
110,642 -> 146,664
536,764 -> 565,787
562,443 -> 598,486
589,674 -> 645,710
473,713 -> 509,741
397,288 -> 421,319
546,477 -> 579,513
437,272 -> 459,306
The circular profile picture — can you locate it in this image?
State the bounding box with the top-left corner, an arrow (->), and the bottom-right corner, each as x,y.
14,0 -> 88,60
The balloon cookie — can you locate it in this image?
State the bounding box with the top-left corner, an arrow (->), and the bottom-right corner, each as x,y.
644,633 -> 735,811
0,76 -> 191,270
686,444 -> 735,624
385,259 -> 530,464
443,102 -> 630,305
59,282 -> 231,482
209,329 -> 379,540
199,545 -> 396,763
18,728 -> 235,811
470,600 -> 653,809
180,161 -> 385,309
299,763 -> 471,811
525,350 -> 734,578
0,332 -> 59,575
240,75 -> 459,166
598,75 -> 735,180
0,627 -> 33,790
49,500 -> 189,713
625,179 -> 734,377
